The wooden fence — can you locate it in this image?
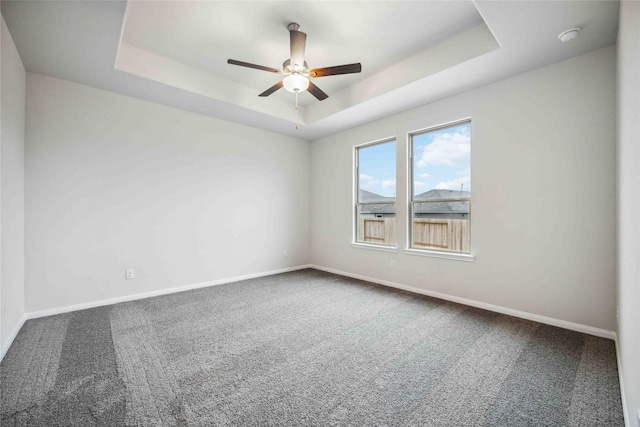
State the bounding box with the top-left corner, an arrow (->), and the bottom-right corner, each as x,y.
357,217 -> 469,253
357,218 -> 396,246
413,218 -> 469,253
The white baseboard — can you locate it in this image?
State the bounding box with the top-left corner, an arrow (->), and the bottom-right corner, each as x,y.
309,264 -> 616,340
1,313 -> 28,362
26,265 -> 312,320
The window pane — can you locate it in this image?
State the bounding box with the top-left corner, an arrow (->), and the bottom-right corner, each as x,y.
358,140 -> 396,202
356,204 -> 396,245
412,201 -> 469,252
412,122 -> 470,198
356,140 -> 396,245
411,122 -> 470,253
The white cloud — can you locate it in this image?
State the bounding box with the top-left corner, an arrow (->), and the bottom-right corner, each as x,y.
434,174 -> 471,191
417,173 -> 432,179
382,179 -> 396,189
417,132 -> 470,168
414,181 -> 428,189
359,174 -> 379,190
456,166 -> 471,176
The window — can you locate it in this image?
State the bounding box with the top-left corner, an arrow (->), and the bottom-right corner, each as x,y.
410,121 -> 471,253
355,139 -> 396,247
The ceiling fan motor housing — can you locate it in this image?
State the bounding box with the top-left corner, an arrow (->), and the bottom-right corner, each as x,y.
283,59 -> 309,74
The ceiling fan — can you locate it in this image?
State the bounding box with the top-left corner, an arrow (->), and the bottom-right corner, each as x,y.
227,23 -> 362,105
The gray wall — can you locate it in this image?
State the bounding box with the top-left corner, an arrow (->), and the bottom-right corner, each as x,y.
24,73 -> 310,313
0,16 -> 26,355
310,46 -> 617,332
617,1 -> 640,425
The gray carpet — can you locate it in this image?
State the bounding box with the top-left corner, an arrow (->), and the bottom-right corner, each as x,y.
1,269 -> 624,426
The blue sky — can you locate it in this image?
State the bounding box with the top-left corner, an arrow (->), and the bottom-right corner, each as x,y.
413,122 -> 471,196
358,140 -> 397,198
358,122 -> 470,198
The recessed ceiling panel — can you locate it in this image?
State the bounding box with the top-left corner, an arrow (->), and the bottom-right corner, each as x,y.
118,1 -> 492,119
122,1 -> 483,90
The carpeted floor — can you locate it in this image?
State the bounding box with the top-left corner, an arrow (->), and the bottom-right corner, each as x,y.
1,269 -> 624,426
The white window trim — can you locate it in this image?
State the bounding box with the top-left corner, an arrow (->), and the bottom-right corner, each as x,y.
404,248 -> 475,262
351,242 -> 398,253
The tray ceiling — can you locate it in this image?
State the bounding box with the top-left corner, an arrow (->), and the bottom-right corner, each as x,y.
1,1 -> 619,140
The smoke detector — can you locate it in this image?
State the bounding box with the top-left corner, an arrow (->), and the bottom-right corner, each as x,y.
558,27 -> 581,43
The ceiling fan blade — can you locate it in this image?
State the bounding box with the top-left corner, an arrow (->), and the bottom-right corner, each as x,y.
307,81 -> 328,101
227,59 -> 281,74
289,24 -> 307,69
258,81 -> 284,97
309,63 -> 362,78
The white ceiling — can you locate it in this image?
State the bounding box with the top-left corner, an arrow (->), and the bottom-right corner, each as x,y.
121,1 -> 483,103
1,1 -> 619,141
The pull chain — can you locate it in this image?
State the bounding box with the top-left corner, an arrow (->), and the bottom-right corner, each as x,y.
294,91 -> 299,129
294,90 -> 300,129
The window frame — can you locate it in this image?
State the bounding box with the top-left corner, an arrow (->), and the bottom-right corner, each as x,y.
407,119 -> 473,259
353,137 -> 397,250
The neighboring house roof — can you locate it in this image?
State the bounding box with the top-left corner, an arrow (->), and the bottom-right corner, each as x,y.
414,189 -> 470,200
358,190 -> 396,214
359,188 -> 469,214
414,189 -> 470,214
359,189 -> 395,203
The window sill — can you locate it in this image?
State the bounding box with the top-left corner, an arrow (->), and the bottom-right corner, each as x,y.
404,248 -> 475,262
351,242 -> 398,253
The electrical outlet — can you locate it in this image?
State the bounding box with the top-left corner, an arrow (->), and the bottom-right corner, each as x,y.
390,260 -> 396,269
125,268 -> 135,280
283,250 -> 288,258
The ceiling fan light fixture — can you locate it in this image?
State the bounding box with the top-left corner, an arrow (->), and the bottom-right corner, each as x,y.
283,74 -> 309,93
